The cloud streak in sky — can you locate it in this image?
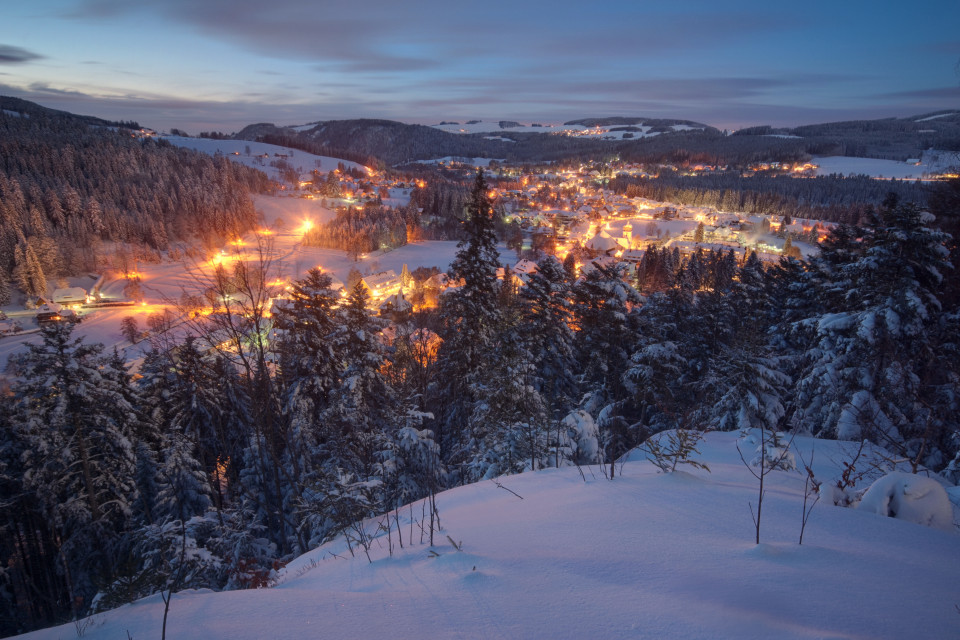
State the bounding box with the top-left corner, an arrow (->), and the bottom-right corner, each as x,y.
0,45 -> 43,64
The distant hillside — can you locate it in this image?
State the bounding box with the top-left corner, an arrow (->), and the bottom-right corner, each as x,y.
230,111 -> 960,168
233,117 -> 725,166
0,97 -> 274,289
0,95 -> 139,129
235,119 -> 516,165
733,111 -> 960,161
564,116 -> 712,130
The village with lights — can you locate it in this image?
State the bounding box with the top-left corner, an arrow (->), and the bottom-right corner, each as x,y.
0,150 -> 840,358
5,122 -> 956,368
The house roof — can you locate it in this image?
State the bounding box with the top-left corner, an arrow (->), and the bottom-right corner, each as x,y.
362,270 -> 399,289
513,259 -> 538,275
586,230 -> 620,252
379,291 -> 413,312
52,287 -> 87,301
37,302 -> 64,314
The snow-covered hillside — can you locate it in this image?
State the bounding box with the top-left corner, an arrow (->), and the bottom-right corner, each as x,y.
428,120 -> 703,140
17,432 -> 960,640
163,136 -> 368,183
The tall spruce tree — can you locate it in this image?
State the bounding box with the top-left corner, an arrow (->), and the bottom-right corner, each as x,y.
12,323 -> 140,612
434,170 -> 503,471
793,197 -> 952,468
274,267 -> 342,465
571,262 -> 642,475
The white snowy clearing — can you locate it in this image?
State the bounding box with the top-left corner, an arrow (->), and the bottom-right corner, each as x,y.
429,120 -> 702,140
162,136 -> 369,182
412,156 -> 507,168
813,150 -> 959,180
16,432 -> 960,640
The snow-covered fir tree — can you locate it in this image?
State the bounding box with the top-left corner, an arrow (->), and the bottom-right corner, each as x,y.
518,255 -> 581,466
571,261 -> 643,474
11,323 -> 140,612
793,197 -> 952,468
273,267 -> 343,486
433,169 -> 504,472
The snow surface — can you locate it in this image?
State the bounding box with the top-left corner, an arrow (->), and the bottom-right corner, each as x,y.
858,472 -> 954,531
16,432 -> 960,640
431,121 -> 571,135
428,121 -> 702,141
162,136 -> 368,182
412,156 -> 506,168
813,150 -> 958,180
915,112 -> 958,122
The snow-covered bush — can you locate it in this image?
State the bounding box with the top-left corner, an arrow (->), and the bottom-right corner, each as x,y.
560,409 -> 600,465
642,429 -> 710,474
857,472 -> 954,531
748,430 -> 796,471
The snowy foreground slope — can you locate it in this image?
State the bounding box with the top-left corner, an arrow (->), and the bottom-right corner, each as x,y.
18,433 -> 960,640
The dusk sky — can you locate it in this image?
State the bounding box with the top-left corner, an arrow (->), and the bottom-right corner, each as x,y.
1,0 -> 958,134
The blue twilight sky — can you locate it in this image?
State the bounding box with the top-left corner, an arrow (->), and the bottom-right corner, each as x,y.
1,0 -> 958,134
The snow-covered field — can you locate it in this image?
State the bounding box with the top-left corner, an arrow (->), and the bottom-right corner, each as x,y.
413,156 -> 506,168
814,150 -> 958,180
163,136 -> 369,182
16,431 -> 960,640
429,120 -> 703,140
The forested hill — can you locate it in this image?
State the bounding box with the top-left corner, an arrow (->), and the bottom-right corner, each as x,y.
732,111 -> 960,161
234,118 -> 617,166
0,95 -> 139,129
0,98 -> 276,298
231,112 -> 960,168
233,118 -> 730,166
563,116 -> 712,129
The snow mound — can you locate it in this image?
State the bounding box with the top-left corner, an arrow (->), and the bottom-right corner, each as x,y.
858,472 -> 954,531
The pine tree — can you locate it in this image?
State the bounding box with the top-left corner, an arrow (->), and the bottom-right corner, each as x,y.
298,283 -> 398,543
434,170 -> 503,465
275,268 -> 342,418
23,244 -> 46,299
165,339 -> 230,483
12,323 -> 139,610
0,387 -> 73,631
521,256 -> 578,416
156,427 -> 214,522
0,267 -> 11,305
793,197 -> 952,468
468,280 -> 548,479
571,262 -> 643,475
273,267 -> 343,501
625,290 -> 690,435
782,234 -> 794,258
